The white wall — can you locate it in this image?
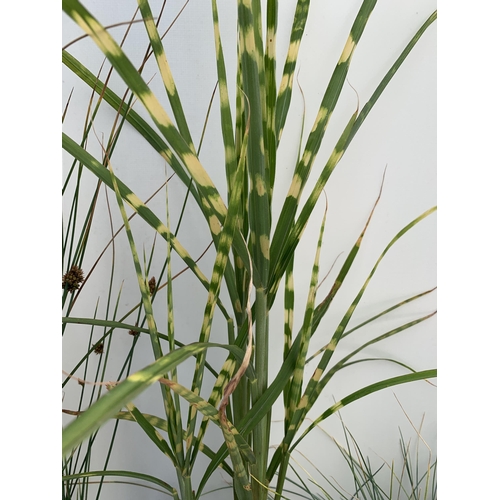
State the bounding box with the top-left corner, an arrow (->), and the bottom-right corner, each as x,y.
63,1 -> 436,498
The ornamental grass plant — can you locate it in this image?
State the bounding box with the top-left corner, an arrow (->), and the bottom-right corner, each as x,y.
62,1 -> 436,499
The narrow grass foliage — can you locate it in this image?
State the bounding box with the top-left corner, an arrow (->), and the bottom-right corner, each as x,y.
62,2 -> 436,500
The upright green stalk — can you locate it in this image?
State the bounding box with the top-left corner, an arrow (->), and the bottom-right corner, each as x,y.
237,1 -> 271,498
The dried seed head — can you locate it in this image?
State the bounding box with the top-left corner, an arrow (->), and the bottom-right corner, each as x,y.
94,343 -> 104,355
62,265 -> 84,293
148,276 -> 156,295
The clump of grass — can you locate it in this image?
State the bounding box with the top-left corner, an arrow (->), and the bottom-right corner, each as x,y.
285,410 -> 436,500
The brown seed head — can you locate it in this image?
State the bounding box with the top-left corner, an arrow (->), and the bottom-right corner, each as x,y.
62,265 -> 84,293
148,276 -> 156,295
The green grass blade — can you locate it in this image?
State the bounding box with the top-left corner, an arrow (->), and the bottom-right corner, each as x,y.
266,207 -> 436,480
283,257 -> 294,431
62,342 -> 207,455
62,132 -> 232,320
221,412 -> 252,496
314,311 -> 437,398
291,369 -> 437,452
275,0 -> 310,145
277,203 -> 328,497
269,109 -> 358,299
265,0 -> 278,191
125,402 -> 177,463
210,0 -> 237,192
344,10 -> 437,151
63,0 -> 228,223
62,50 -> 200,204
106,154 -> 163,362
237,0 -> 270,283
184,107 -> 249,460
137,0 -> 195,151
271,0 -> 377,288
238,6 -> 272,494
286,204 -> 327,419
62,470 -> 179,498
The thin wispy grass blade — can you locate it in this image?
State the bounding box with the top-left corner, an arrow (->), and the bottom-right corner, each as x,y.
341,287 -> 437,339
305,287 -> 437,364
310,170 -> 384,334
62,316 -> 252,374
345,10 -> 437,150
